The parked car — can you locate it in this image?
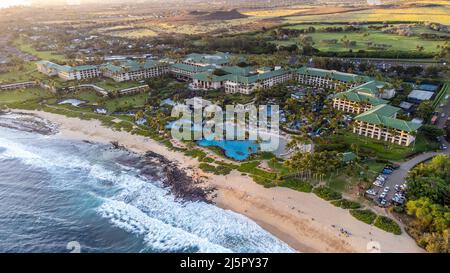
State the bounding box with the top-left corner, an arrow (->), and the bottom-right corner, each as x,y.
373,181 -> 383,187
366,189 -> 377,196
441,144 -> 448,150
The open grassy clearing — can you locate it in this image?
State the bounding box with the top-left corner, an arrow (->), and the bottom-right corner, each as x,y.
94,79 -> 144,91
0,88 -> 54,104
0,62 -> 43,83
12,39 -> 66,62
323,132 -> 439,161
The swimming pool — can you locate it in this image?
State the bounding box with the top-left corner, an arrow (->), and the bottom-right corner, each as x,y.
197,139 -> 259,161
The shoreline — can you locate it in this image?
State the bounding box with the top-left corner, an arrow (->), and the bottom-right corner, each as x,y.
7,109 -> 424,253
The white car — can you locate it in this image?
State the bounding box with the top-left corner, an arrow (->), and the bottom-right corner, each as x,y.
380,193 -> 387,198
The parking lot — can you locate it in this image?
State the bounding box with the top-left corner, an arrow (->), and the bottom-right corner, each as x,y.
365,164 -> 407,207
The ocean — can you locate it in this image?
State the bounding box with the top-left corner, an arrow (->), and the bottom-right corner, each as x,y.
0,117 -> 294,253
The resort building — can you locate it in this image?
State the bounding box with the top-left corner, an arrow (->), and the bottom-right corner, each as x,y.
224,68 -> 293,95
349,80 -> 396,100
295,67 -> 371,89
170,63 -> 213,81
353,104 -> 421,146
0,81 -> 37,91
101,60 -> 170,82
182,52 -> 231,68
332,79 -> 396,114
189,65 -> 293,94
36,61 -> 100,81
333,91 -> 388,114
118,85 -> 150,96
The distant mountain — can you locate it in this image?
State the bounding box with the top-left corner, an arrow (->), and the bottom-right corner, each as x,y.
192,9 -> 248,20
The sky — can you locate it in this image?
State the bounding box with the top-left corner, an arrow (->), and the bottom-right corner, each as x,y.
0,0 -> 411,9
0,0 -> 31,9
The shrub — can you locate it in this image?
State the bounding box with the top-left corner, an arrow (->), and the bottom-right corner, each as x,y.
350,209 -> 377,225
282,178 -> 313,193
200,157 -> 215,163
199,163 -> 232,176
331,199 -> 361,209
313,186 -> 342,201
374,216 -> 402,235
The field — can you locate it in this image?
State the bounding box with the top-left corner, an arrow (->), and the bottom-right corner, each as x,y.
273,28 -> 445,53
13,39 -> 66,62
282,5 -> 450,25
94,79 -> 144,92
323,132 -> 439,161
241,8 -> 310,18
0,88 -> 54,104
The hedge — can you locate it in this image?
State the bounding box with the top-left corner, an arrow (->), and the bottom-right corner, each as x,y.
374,216 -> 402,235
313,186 -> 342,201
350,209 -> 377,225
331,199 -> 362,209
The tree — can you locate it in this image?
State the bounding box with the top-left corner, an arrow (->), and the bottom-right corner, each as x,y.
406,155 -> 450,205
419,125 -> 444,140
416,101 -> 434,122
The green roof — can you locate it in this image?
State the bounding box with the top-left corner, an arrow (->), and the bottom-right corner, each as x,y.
37,60 -> 97,73
184,52 -> 230,66
221,66 -> 254,76
360,104 -> 400,118
224,68 -> 291,84
102,60 -> 164,74
349,80 -> 392,96
171,63 -> 213,73
355,111 -> 421,132
334,91 -> 388,106
193,72 -> 229,82
297,67 -> 371,83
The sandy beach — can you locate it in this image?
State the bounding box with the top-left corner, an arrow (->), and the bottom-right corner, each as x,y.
10,109 -> 424,253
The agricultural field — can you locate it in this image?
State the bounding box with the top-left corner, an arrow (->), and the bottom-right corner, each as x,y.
241,8 -> 311,18
283,5 -> 450,25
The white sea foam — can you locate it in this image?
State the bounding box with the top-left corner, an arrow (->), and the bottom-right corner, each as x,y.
99,200 -> 232,253
0,137 -> 42,161
0,129 -> 295,253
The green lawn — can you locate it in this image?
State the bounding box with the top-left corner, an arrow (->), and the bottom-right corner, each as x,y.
323,132 -> 439,161
0,88 -> 54,104
13,38 -> 67,62
0,62 -> 46,84
103,92 -> 149,113
326,159 -> 385,192
94,79 -> 144,92
272,30 -> 444,53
